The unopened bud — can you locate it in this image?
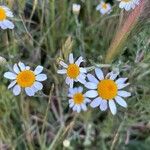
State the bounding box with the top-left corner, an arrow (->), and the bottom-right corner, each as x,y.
63,139 -> 70,148
72,3 -> 81,15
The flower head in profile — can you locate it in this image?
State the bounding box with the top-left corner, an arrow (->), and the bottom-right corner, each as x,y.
72,3 -> 81,15
68,87 -> 91,113
0,6 -> 14,29
85,68 -> 131,115
118,0 -> 140,11
4,62 -> 47,96
57,53 -> 87,88
96,1 -> 112,15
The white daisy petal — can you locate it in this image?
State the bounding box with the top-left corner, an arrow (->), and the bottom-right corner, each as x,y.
76,105 -> 81,113
69,79 -> 74,88
96,5 -> 101,11
31,85 -> 39,92
118,91 -> 131,98
13,85 -> 21,96
69,88 -> 75,95
73,105 -> 77,111
57,69 -> 67,74
26,66 -> 30,70
6,11 -> 14,17
60,61 -> 68,68
115,96 -> 127,108
33,82 -> 43,91
69,102 -> 74,108
87,74 -> 99,84
84,82 -> 97,89
8,80 -> 16,89
4,72 -> 17,80
109,72 -> 118,80
77,87 -> 83,93
69,53 -> 74,64
100,100 -> 108,111
0,21 -> 7,29
13,64 -> 20,74
34,65 -> 43,75
25,87 -> 35,96
66,77 -> 71,85
18,62 -> 26,71
85,90 -> 98,98
80,67 -> 87,73
85,98 -> 91,103
77,74 -> 86,84
36,74 -> 47,81
95,68 -> 104,80
109,100 -> 117,115
75,56 -> 84,66
69,99 -> 73,104
115,78 -> 128,84
90,97 -> 102,108
117,83 -> 130,90
1,6 -> 11,12
2,20 -> 14,29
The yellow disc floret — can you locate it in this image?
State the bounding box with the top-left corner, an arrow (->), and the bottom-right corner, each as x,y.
0,7 -> 6,21
67,64 -> 80,79
97,79 -> 117,100
102,3 -> 107,9
17,70 -> 35,88
73,93 -> 84,104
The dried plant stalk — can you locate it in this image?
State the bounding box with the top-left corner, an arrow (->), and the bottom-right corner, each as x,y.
105,0 -> 148,63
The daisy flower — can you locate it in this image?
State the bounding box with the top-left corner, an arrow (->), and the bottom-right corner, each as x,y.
84,68 -> 131,115
0,5 -> 14,29
57,53 -> 87,88
4,62 -> 47,96
118,0 -> 140,11
68,87 -> 91,113
96,1 -> 112,15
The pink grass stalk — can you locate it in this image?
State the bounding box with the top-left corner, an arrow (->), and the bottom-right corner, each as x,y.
105,0 -> 147,63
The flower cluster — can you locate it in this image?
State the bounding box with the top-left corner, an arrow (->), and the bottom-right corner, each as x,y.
1,3 -> 135,116
58,54 -> 131,115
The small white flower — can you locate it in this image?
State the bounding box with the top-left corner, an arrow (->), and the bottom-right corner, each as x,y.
118,0 -> 140,11
85,68 -> 131,115
96,1 -> 112,15
72,3 -> 81,15
0,6 -> 14,29
57,53 -> 87,88
68,87 -> 91,113
4,62 -> 47,96
63,139 -> 70,148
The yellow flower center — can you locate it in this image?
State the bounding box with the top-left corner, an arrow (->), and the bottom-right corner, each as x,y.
17,70 -> 35,88
73,93 -> 84,104
0,7 -> 6,21
102,3 -> 107,9
67,64 -> 80,79
122,0 -> 131,2
97,79 -> 117,100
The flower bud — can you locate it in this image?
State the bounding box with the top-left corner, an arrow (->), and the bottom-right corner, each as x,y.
72,3 -> 81,15
63,139 -> 70,148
